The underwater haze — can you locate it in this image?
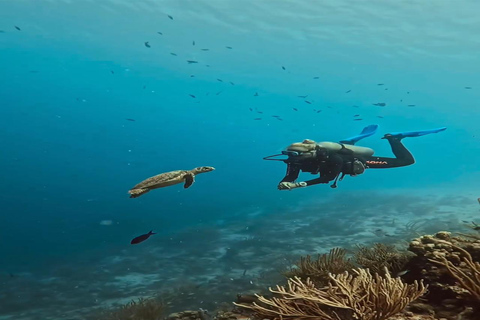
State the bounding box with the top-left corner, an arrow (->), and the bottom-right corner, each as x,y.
1,1 -> 479,319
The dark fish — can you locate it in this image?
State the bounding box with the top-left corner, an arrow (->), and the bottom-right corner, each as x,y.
465,86 -> 472,89
354,118 -> 363,121
305,100 -> 312,104
272,115 -> 280,118
226,46 -> 233,49
229,82 -> 235,85
297,95 -> 308,98
327,106 -> 332,108
313,77 -> 319,79
407,104 -> 416,107
131,231 -> 156,244
377,116 -> 384,118
187,60 -> 198,64
0,30 -> 5,33
201,48 -> 209,51
189,94 -> 196,98
170,53 -> 177,56
190,75 -> 195,77
254,118 -> 262,120
249,108 -> 253,111
257,111 -> 263,114
276,118 -> 283,121
281,66 -> 286,70
407,91 -> 410,94
400,99 -> 403,102
192,40 -> 195,46
143,85 -> 146,89
254,92 -> 258,96
353,105 -> 359,108
345,90 -> 351,93
216,91 -> 223,95
385,88 -> 388,90
110,70 -> 114,74
15,26 -> 21,31
144,42 -> 151,48
205,65 -> 210,67
293,108 -> 298,111
157,32 -> 163,35
217,78 -> 223,82
316,110 -> 322,113
373,103 -> 386,107
168,15 -> 174,20
377,83 -> 384,86
126,118 -> 136,122
354,114 -> 360,117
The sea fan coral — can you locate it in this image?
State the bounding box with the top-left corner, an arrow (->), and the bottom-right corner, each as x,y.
235,268 -> 427,320
283,247 -> 355,286
354,243 -> 412,276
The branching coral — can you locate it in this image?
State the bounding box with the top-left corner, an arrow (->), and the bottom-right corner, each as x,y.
235,268 -> 427,320
354,243 -> 412,276
283,248 -> 355,286
101,298 -> 165,320
429,241 -> 480,301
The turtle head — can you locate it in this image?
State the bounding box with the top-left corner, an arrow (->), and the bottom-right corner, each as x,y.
192,166 -> 215,174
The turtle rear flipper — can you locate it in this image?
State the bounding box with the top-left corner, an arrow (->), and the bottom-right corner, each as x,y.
129,188 -> 150,198
184,173 -> 195,188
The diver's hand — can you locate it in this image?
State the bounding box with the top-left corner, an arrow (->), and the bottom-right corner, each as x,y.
278,182 -> 307,190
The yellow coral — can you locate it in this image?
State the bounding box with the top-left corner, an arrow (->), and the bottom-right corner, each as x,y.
235,268 -> 426,320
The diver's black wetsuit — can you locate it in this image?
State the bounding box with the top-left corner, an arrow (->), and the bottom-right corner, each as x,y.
280,136 -> 414,187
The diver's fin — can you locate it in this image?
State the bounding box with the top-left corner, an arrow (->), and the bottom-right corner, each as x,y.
383,127 -> 446,139
339,124 -> 379,145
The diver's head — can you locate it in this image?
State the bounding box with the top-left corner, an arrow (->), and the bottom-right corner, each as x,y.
283,139 -> 318,161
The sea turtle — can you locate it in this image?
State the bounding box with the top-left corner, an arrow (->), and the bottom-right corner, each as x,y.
128,166 -> 215,198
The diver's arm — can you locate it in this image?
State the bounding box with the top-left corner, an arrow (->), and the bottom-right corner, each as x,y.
280,163 -> 300,182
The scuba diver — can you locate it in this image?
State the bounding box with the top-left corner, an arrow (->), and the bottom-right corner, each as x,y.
263,125 -> 446,190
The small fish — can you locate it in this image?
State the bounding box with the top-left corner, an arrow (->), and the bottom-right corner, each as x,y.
249,108 -> 253,111
189,94 -> 196,98
167,15 -> 174,20
377,83 -> 384,86
407,91 -> 410,94
304,100 -> 312,104
275,117 -> 283,121
254,92 -> 258,96
293,108 -> 298,111
190,75 -> 195,77
229,82 -> 235,85
345,90 -> 351,93
373,229 -> 389,237
407,104 -> 416,107
297,95 -> 308,98
377,116 -> 384,118
272,115 -> 280,118
257,111 -> 263,114
352,105 -> 359,108
396,270 -> 409,277
157,32 -> 163,35
385,88 -> 388,90
131,231 -> 156,245
144,42 -> 151,48
465,86 -> 472,89
354,118 -> 363,121
217,78 -> 223,82
354,114 -> 360,117
125,118 -> 136,122
15,26 -> 21,31
0,30 -> 5,33
316,110 -> 322,113
373,103 -> 386,107
313,77 -> 319,79
143,85 -> 146,89
192,40 -> 195,46
170,53 -> 177,56
254,118 -> 262,120
225,46 -> 233,49
187,60 -> 198,64
216,91 -> 223,95
205,65 -> 210,67
281,66 -> 286,70
110,70 -> 114,74
201,48 -> 209,51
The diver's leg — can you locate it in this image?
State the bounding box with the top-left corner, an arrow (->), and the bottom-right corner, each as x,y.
364,136 -> 414,168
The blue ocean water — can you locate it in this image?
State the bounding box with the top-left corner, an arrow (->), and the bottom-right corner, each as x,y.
1,1 -> 479,319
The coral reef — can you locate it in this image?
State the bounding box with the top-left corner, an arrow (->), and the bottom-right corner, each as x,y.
354,243 -> 413,276
100,297 -> 165,320
283,247 -> 355,286
235,267 -> 426,320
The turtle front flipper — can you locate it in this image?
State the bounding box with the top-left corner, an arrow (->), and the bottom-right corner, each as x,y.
184,173 -> 195,188
129,188 -> 150,198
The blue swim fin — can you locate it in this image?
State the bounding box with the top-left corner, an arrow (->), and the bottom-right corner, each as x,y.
383,127 -> 447,139
339,124 -> 379,145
